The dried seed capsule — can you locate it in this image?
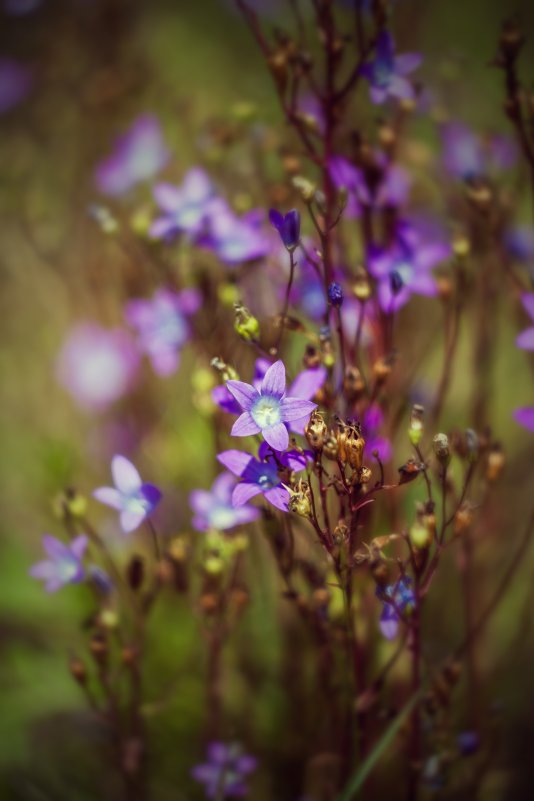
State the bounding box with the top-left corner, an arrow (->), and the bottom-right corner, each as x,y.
336,419 -> 365,470
433,433 -> 450,465
305,409 -> 328,451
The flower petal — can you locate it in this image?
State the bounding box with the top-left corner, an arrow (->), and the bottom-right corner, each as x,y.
389,75 -> 414,101
268,208 -> 283,231
513,406 -> 534,432
264,486 -> 290,511
279,397 -> 317,423
232,481 -> 262,507
260,360 -> 286,399
231,412 -> 261,437
217,449 -> 254,477
120,509 -> 145,533
70,535 -> 88,560
517,327 -> 534,350
288,366 -> 326,400
263,422 -> 289,451
140,482 -> 162,509
111,455 -> 142,494
520,293 -> 534,322
93,486 -> 124,510
226,380 -> 260,411
395,52 -> 422,75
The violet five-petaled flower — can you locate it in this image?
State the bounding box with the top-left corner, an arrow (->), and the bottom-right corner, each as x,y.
150,168 -> 215,240
226,360 -> 317,452
191,741 -> 257,800
269,208 -> 301,251
93,455 -> 162,534
189,472 -> 259,532
361,31 -> 421,105
30,534 -> 88,593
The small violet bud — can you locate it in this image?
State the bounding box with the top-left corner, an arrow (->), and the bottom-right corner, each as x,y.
390,270 -> 404,296
327,281 -> 344,307
269,208 -> 301,251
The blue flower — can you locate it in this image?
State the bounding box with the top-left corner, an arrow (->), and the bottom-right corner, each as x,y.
269,208 -> 301,251
93,455 -> 162,534
189,473 -> 260,532
30,534 -> 88,593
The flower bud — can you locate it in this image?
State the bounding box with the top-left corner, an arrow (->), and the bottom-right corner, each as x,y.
233,302 -> 260,342
343,366 -> 365,402
305,409 -> 328,451
486,445 -> 505,482
358,466 -> 372,484
433,433 -> 450,465
292,175 -> 317,202
327,281 -> 343,307
352,272 -> 371,301
373,357 -> 391,385
454,505 -> 473,536
53,487 -> 87,520
336,419 -> 365,470
408,404 -> 425,446
410,520 -> 432,550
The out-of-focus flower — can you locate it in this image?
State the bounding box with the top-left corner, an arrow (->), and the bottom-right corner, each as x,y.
95,115 -> 170,196
369,223 -> 450,311
516,294 -> 534,350
329,156 -> 410,218
457,731 -> 480,756
150,168 -> 214,240
504,225 -> 534,267
56,323 -> 140,411
513,407 -> 534,433
125,287 -> 201,375
200,198 -> 269,265
93,455 -> 162,533
269,208 -> 301,251
30,534 -> 87,592
361,32 -> 421,105
226,360 -> 317,451
192,741 -> 257,800
190,473 -> 259,532
0,58 -> 32,113
440,122 -> 517,180
378,577 -> 415,639
362,405 -> 392,463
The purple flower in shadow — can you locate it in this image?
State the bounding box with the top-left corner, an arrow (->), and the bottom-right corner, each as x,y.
513,407 -> 534,433
30,535 -> 87,593
226,360 -> 317,451
190,473 -> 259,532
93,455 -> 162,533
95,115 -> 170,197
0,58 -> 32,113
269,208 -> 300,251
329,155 -> 410,218
126,287 -> 201,375
200,198 -> 269,265
56,323 -> 140,412
516,294 -> 534,351
361,32 -> 421,105
378,576 -> 414,639
192,741 -> 257,800
150,168 -> 214,240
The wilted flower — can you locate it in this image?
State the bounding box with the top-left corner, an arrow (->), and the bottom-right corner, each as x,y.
378,577 -> 415,639
30,534 -> 87,592
0,57 -> 32,113
226,360 -> 317,451
190,473 -> 260,532
192,741 -> 257,800
516,294 -> 534,350
125,287 -> 201,375
150,168 -> 214,240
361,32 -> 421,105
95,115 -> 170,196
56,323 -> 140,411
269,208 -> 301,251
93,455 -> 162,533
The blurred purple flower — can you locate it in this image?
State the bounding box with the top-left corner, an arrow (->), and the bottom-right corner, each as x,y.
378,576 -> 414,639
93,455 -> 162,533
30,534 -> 87,592
95,115 -> 170,197
513,407 -> 534,433
269,208 -> 300,251
362,405 -> 391,463
125,287 -> 200,376
0,58 -> 32,113
200,198 -> 269,265
190,473 -> 259,532
369,223 -> 450,311
289,250 -> 327,320
329,156 -> 410,218
226,360 -> 317,451
504,225 -> 534,266
56,323 -> 140,412
516,294 -> 534,351
192,741 -> 257,800
361,32 -> 421,105
150,168 -> 214,240
441,122 -> 517,180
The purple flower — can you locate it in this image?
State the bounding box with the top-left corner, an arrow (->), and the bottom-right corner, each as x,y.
190,473 -> 259,532
30,535 -> 87,593
226,360 -> 317,451
192,741 -> 257,800
328,281 -> 343,307
361,32 -> 421,105
362,405 -> 392,463
56,323 -> 140,412
378,577 -> 415,639
150,168 -> 214,240
516,294 -> 534,350
369,223 -> 450,311
269,208 -> 300,251
0,58 -> 32,113
200,198 -> 269,265
217,443 -> 310,512
441,122 -> 517,181
513,407 -> 534,433
93,455 -> 162,533
95,115 -> 170,197
329,155 -> 410,217
125,287 -> 200,375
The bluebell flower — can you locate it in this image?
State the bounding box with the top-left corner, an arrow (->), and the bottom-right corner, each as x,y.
192,741 -> 257,800
93,455 -> 162,534
226,360 -> 317,451
378,577 -> 415,639
269,208 -> 301,251
190,473 -> 260,532
328,282 -> 344,307
361,32 -> 421,105
150,168 -> 214,240
30,534 -> 88,593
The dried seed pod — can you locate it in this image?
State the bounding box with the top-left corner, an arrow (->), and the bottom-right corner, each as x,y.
305,409 -> 328,451
343,366 -> 365,402
336,419 -> 365,470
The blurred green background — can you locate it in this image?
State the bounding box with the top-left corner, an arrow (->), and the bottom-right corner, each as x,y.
1,1 -> 534,799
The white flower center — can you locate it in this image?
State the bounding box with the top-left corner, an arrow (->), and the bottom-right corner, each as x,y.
251,395 -> 282,429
